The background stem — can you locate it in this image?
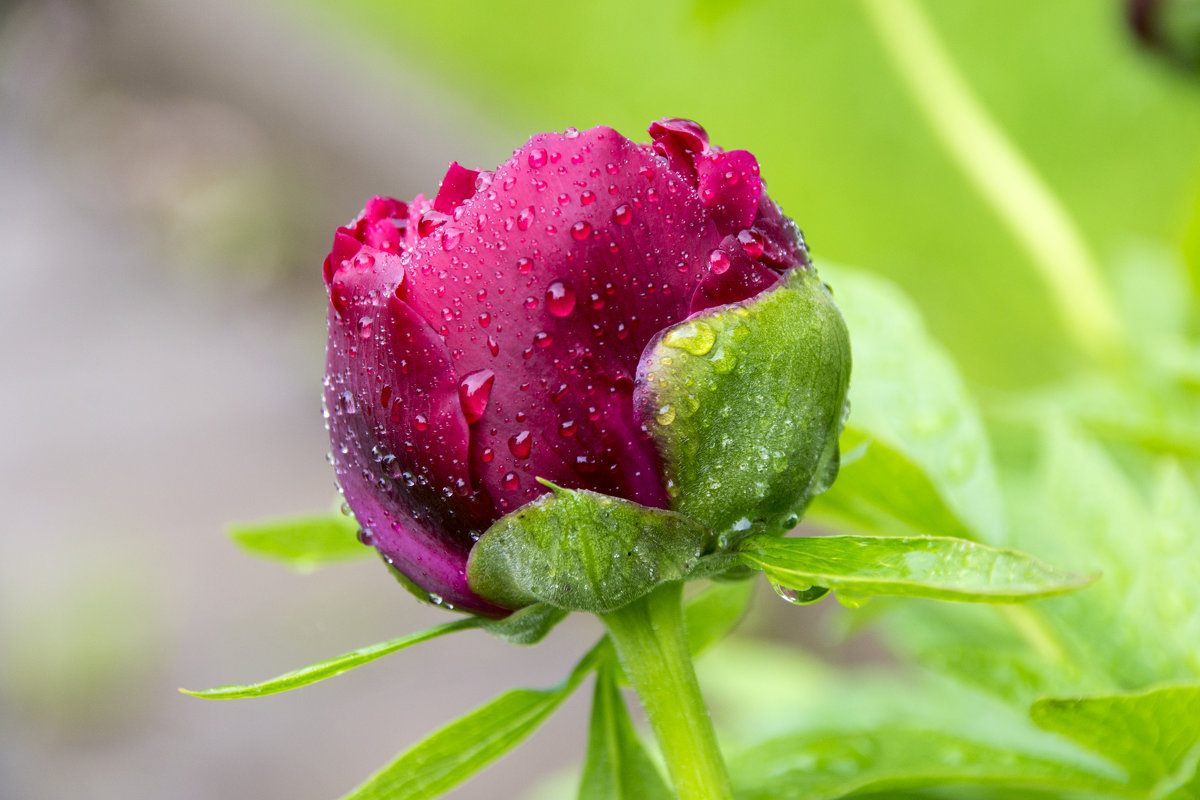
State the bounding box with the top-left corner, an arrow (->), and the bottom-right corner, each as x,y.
600,583 -> 734,800
862,0 -> 1125,362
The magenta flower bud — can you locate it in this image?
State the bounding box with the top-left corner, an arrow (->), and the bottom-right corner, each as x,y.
323,120 -> 828,616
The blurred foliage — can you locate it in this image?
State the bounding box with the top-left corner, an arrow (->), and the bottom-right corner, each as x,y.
294,0 -> 1200,389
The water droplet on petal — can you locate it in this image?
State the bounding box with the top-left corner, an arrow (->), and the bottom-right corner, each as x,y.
559,420 -> 578,437
570,221 -> 591,241
458,369 -> 495,423
533,331 -> 554,348
612,204 -> 633,225
413,413 -> 429,431
517,206 -> 535,231
708,249 -> 731,274
502,472 -> 520,491
517,256 -> 533,274
737,229 -> 764,258
508,430 -> 532,458
580,190 -> 596,205
546,281 -> 576,316
528,148 -> 548,169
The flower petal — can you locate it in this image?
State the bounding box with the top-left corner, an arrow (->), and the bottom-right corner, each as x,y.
325,255 -> 506,615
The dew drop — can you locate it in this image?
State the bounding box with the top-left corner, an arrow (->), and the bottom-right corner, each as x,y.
533,331 -> 554,348
477,312 -> 491,327
546,281 -> 576,317
357,316 -> 374,340
509,430 -> 532,458
458,372 -> 494,427
612,204 -> 633,225
655,405 -> 676,426
517,256 -> 533,274
528,148 -> 548,169
662,321 -> 716,355
442,229 -> 463,251
771,581 -> 830,605
737,229 -> 764,258
481,447 -> 494,463
559,420 -> 578,437
517,206 -> 535,231
487,335 -> 500,356
570,220 -> 591,241
502,472 -> 520,490
580,190 -> 596,205
413,413 -> 429,431
708,249 -> 731,274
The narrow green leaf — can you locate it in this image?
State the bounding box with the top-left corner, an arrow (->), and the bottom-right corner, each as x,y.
684,579 -> 755,657
738,534 -> 1093,604
182,618 -> 477,699
467,483 -> 711,613
1031,685 -> 1200,793
341,643 -> 604,800
818,264 -> 1004,543
729,727 -> 1122,800
228,512 -> 371,571
577,663 -> 672,800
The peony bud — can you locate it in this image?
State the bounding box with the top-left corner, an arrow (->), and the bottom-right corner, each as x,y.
323,120 -> 849,616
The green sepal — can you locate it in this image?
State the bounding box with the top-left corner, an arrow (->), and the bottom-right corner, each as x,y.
636,266 -> 851,547
738,533 -> 1095,605
476,603 -> 568,645
467,481 -> 713,613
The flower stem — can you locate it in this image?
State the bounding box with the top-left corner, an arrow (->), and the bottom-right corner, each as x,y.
600,582 -> 733,800
862,0 -> 1125,362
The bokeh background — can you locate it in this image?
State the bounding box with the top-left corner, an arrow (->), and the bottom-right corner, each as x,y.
1,1 -> 1197,798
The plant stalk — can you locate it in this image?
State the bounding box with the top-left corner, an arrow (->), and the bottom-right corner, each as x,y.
862,0 -> 1125,362
600,582 -> 733,800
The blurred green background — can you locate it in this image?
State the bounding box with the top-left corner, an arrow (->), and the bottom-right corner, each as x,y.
1,1 -> 1196,798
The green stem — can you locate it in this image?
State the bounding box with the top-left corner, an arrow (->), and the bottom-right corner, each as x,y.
862,0 -> 1125,362
600,582 -> 733,800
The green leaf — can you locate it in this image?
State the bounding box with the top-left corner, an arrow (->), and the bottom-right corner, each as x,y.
1031,685 -> 1200,793
341,642 -> 603,800
811,427 -> 978,541
636,266 -> 850,545
1012,427 -> 1200,687
228,512 -> 371,572
815,264 -> 1004,543
729,727 -> 1122,800
181,618 -> 477,699
684,578 -> 755,657
467,482 -> 712,613
577,662 -> 672,800
737,534 -> 1093,604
